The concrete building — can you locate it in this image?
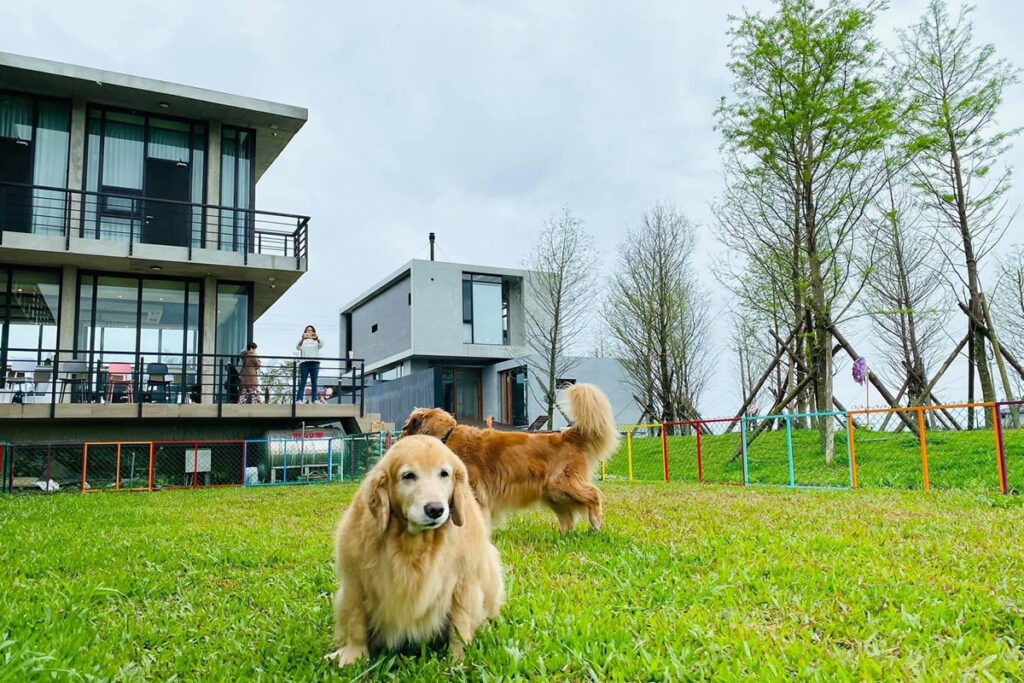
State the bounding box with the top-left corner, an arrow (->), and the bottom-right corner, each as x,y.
0,53 -> 376,443
339,256 -> 641,429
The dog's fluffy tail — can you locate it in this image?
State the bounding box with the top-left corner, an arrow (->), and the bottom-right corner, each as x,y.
560,383 -> 619,465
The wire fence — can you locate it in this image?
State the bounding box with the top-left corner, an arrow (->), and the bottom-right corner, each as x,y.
3,401 -> 1022,496
602,401 -> 1023,495
0,432 -> 401,495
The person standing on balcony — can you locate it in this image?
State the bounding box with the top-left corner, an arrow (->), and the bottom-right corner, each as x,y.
238,342 -> 262,404
296,325 -> 323,403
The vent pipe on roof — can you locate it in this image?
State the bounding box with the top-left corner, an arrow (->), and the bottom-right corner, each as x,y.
429,232 -> 435,261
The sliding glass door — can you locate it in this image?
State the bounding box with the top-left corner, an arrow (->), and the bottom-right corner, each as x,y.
0,92 -> 70,235
77,274 -> 201,401
84,107 -> 206,248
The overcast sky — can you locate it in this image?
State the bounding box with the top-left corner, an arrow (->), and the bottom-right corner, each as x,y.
3,1 -> 1023,418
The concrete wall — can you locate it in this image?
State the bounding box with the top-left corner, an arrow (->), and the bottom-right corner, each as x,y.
408,260 -> 527,364
489,355 -> 641,429
350,275 -> 412,368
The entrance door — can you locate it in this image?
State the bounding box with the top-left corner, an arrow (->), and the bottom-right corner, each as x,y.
500,367 -> 528,426
0,138 -> 32,233
143,158 -> 191,247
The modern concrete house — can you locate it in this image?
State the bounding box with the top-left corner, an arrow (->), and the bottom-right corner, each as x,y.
0,53 -> 374,443
339,255 -> 641,429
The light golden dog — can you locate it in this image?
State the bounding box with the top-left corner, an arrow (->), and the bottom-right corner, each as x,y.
325,435 -> 504,666
400,383 -> 619,534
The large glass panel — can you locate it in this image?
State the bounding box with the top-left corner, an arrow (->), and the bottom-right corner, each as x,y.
147,119 -> 189,162
31,101 -> 71,235
5,269 -> 60,362
216,284 -> 250,358
191,126 -> 206,250
139,279 -> 186,363
219,127 -> 254,252
471,278 -> 503,345
102,113 -> 144,190
455,369 -> 481,420
92,277 -> 139,367
0,94 -> 32,140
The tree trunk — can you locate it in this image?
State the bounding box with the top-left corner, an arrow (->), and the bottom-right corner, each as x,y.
947,118 -> 995,425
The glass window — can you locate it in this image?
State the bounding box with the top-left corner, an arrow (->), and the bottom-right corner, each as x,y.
219,126 -> 255,252
83,107 -> 207,246
0,268 -> 60,363
216,283 -> 250,358
0,93 -> 32,140
31,101 -> 71,235
77,274 -> 202,374
461,273 -> 507,345
0,93 -> 71,236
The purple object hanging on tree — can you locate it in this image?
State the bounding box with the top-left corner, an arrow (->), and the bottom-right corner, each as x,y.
852,357 -> 868,386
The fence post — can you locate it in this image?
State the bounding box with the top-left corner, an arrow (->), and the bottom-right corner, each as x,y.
115,443 -> 123,491
283,440 -> 289,484
741,417 -> 749,486
661,424 -> 669,483
148,442 -> 155,491
785,416 -> 795,488
82,444 -> 89,493
327,438 -> 333,483
627,429 -> 633,482
918,408 -> 930,491
193,442 -> 199,489
243,441 -> 249,488
994,403 -> 1008,495
696,423 -> 704,484
847,413 -> 858,490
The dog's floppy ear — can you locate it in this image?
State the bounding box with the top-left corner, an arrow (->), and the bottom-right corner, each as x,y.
448,458 -> 471,527
363,468 -> 390,534
401,409 -> 425,437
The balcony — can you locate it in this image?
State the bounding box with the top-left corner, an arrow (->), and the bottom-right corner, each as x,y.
0,181 -> 308,269
0,348 -> 365,421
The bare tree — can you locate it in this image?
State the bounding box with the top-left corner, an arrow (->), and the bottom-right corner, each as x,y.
521,206 -> 599,429
994,245 -> 1024,396
897,0 -> 1021,420
860,165 -> 949,406
604,204 -> 713,423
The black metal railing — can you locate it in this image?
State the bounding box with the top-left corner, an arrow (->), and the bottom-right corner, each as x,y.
0,348 -> 364,419
0,181 -> 309,268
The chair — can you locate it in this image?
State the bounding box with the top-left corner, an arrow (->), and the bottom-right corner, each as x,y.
26,367 -> 53,403
4,360 -> 33,404
105,363 -> 134,403
58,360 -> 90,403
145,363 -> 171,403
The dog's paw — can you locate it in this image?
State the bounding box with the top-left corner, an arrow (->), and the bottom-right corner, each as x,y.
324,645 -> 368,667
449,642 -> 466,662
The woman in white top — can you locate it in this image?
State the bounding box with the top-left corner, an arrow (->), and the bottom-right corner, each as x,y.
295,325 -> 324,403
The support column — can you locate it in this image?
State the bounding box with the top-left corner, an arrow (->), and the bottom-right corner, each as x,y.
201,275 -> 218,403
58,266 -> 77,353
205,122 -> 222,249
67,98 -> 87,237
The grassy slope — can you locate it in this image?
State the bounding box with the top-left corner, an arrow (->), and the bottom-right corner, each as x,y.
2,483 -> 1023,681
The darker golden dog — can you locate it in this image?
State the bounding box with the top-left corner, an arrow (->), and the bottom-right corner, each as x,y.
400,383 -> 619,534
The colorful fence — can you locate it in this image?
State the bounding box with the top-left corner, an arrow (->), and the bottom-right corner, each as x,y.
604,401 -> 1023,495
0,432 -> 400,495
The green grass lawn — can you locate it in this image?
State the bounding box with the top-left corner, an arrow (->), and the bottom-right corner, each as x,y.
2,483 -> 1024,681
608,425 -> 1024,493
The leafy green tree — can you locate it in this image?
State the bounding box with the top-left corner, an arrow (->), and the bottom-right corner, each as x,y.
716,0 -> 898,462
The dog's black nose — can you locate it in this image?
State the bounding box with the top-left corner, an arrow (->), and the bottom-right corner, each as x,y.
424,502 -> 445,519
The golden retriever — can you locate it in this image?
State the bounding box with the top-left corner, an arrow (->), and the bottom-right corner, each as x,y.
400,383 -> 619,534
325,435 -> 504,666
